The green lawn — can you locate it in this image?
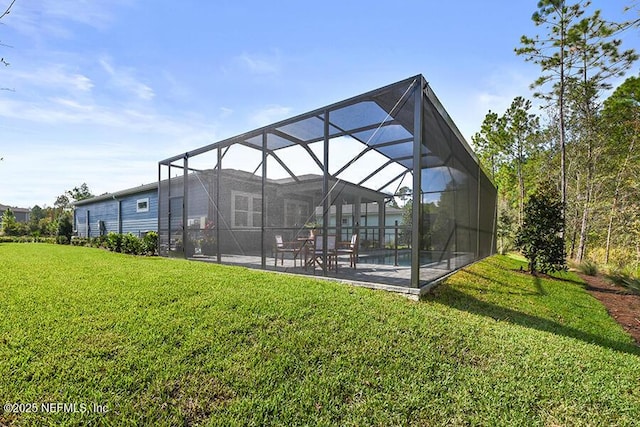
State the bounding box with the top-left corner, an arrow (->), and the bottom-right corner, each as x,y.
0,244 -> 638,426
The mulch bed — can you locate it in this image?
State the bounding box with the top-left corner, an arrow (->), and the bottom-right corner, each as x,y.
579,273 -> 640,346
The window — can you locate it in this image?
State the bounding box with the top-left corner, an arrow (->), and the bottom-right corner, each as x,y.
232,191 -> 262,228
136,198 -> 149,213
284,199 -> 309,228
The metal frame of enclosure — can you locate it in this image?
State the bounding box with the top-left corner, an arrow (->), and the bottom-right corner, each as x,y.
158,75 -> 496,295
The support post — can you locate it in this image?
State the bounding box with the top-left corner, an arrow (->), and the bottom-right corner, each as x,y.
394,220 -> 399,266
182,156 -> 189,259
411,79 -> 423,288
378,200 -> 385,248
117,200 -> 122,234
477,162 -> 481,259
216,148 -> 221,263
157,163 -> 161,254
336,202 -> 343,243
322,109 -> 329,275
261,131 -> 267,269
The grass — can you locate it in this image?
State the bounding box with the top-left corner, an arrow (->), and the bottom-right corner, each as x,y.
0,244 -> 638,426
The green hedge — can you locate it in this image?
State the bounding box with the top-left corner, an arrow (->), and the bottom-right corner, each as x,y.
0,236 -> 57,244
70,232 -> 158,256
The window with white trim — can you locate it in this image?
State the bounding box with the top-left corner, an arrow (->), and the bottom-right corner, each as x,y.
136,198 -> 149,213
232,191 -> 262,228
284,199 -> 309,228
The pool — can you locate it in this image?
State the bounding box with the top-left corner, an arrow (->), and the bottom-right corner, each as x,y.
358,251 -> 414,267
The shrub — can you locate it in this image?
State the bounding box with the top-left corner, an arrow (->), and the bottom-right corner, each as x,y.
606,269 -> 640,294
588,247 -> 635,269
106,232 -> 123,253
56,215 -> 73,243
515,181 -> 566,274
1,208 -> 20,236
578,259 -> 598,276
56,235 -> 69,245
122,233 -> 142,255
71,237 -> 90,247
92,235 -> 108,249
0,236 -> 64,244
142,231 -> 158,255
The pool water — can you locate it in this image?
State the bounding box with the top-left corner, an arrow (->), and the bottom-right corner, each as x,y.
358,251 -> 427,267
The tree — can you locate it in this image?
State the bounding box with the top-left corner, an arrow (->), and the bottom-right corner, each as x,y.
56,212 -> 73,244
565,9 -> 637,261
600,75 -> 640,264
54,194 -> 70,210
1,0 -> 17,92
66,183 -> 93,202
503,96 -> 541,226
472,110 -> 507,181
515,181 -> 566,274
1,207 -> 19,236
516,0 -> 586,221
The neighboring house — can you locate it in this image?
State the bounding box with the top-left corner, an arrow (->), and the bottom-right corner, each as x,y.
73,183 -> 157,238
0,204 -> 30,223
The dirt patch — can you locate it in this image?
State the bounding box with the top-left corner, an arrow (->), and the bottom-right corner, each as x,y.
579,273 -> 640,346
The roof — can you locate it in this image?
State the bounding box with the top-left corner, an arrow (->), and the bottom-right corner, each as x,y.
159,74 -> 490,194
0,203 -> 30,213
73,182 -> 158,206
159,74 -> 478,167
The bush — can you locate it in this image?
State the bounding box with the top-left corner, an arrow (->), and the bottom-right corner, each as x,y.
71,237 -> 90,246
588,247 -> 635,269
606,269 -> 640,294
57,215 -> 73,243
578,260 -> 598,276
106,232 -> 123,253
142,231 -> 158,255
122,233 -> 142,255
515,181 -> 566,274
91,235 -> 108,249
56,235 -> 69,245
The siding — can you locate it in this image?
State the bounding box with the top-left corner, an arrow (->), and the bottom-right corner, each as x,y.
74,190 -> 158,237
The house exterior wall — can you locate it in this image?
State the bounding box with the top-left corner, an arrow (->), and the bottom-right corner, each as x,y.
74,189 -> 157,238
0,205 -> 30,223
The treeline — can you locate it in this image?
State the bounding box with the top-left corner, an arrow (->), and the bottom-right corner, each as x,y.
0,183 -> 93,243
1,205 -> 73,243
473,1 -> 640,273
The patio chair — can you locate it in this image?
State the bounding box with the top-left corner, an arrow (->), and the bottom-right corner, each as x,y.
274,235 -> 301,267
309,235 -> 337,272
337,234 -> 358,268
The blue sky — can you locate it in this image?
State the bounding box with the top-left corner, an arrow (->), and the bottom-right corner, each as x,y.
1,0 -> 638,208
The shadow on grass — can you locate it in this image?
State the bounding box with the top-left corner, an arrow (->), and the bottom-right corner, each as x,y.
425,286 -> 640,356
460,268 -> 546,297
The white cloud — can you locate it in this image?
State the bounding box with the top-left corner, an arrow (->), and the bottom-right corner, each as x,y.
8,0 -> 133,37
9,66 -> 94,93
219,107 -> 233,117
235,51 -> 281,75
249,104 -> 292,127
99,57 -> 155,101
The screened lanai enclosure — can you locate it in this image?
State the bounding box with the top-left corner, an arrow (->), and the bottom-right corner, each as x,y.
158,75 -> 496,295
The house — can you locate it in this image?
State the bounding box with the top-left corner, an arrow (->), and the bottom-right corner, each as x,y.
72,170 -> 401,252
73,183 -> 157,238
0,204 -> 30,223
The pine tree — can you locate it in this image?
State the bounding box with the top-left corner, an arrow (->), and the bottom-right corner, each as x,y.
516,0 -> 586,223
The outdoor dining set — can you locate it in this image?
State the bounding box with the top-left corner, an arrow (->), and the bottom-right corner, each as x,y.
274,232 -> 358,272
